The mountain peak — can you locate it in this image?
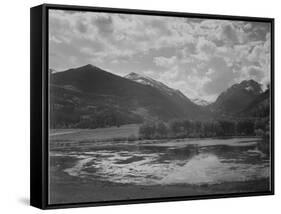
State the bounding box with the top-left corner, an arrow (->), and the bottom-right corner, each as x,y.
125,72 -> 147,80
192,98 -> 210,106
125,72 -> 155,86
124,72 -> 196,108
66,64 -> 108,75
79,64 -> 100,70
125,72 -> 138,76
240,79 -> 260,86
212,79 -> 263,114
229,79 -> 262,95
84,64 -> 95,68
49,68 -> 57,74
50,65 -> 203,124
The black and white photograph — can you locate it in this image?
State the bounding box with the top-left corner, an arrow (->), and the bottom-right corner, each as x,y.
48,8 -> 273,205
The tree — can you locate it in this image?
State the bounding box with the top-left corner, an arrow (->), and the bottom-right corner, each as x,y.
139,122 -> 156,139
255,119 -> 266,131
237,120 -> 254,135
182,120 -> 191,135
194,121 -> 202,133
156,122 -> 168,138
169,120 -> 183,136
218,120 -> 236,136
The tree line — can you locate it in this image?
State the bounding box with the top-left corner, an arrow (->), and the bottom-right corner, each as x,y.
139,118 -> 269,140
50,108 -> 142,129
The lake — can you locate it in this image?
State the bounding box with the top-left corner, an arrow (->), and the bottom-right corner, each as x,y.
50,137 -> 270,196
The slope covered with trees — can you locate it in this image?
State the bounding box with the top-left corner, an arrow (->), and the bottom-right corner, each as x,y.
50,64 -> 203,128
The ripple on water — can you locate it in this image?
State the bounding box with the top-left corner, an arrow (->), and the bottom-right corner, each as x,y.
55,138 -> 269,185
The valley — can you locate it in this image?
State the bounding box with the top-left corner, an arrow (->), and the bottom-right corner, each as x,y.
49,64 -> 270,129
48,64 -> 271,204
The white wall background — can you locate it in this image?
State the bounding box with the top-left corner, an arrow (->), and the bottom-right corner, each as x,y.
0,0 -> 279,213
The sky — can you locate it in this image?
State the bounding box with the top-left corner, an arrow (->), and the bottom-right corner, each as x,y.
49,9 -> 271,102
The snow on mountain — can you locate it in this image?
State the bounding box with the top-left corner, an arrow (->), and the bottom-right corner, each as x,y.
191,98 -> 210,106
125,72 -> 177,96
211,79 -> 263,114
124,72 -> 204,117
49,68 -> 58,74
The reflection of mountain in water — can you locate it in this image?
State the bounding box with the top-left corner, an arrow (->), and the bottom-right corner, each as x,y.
160,153 -> 268,185
55,137 -> 269,185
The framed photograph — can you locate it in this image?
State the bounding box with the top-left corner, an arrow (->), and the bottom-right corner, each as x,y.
30,4 -> 274,209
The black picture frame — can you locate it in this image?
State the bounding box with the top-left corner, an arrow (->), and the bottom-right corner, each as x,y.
30,3 -> 274,210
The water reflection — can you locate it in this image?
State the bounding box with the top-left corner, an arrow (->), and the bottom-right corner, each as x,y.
51,137 -> 270,185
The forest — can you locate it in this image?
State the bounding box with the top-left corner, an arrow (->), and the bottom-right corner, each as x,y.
138,118 -> 270,140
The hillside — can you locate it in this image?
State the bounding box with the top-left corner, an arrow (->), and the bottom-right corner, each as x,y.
50,64 -> 203,128
209,80 -> 263,116
239,89 -> 270,117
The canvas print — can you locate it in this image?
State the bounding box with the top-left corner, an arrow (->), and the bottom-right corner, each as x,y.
48,9 -> 272,204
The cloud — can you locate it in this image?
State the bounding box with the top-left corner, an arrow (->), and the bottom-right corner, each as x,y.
76,20 -> 88,33
202,57 -> 238,95
49,9 -> 271,101
194,37 -> 217,60
93,15 -> 113,36
49,10 -> 198,68
220,23 -> 240,45
151,19 -> 270,101
248,66 -> 265,81
153,56 -> 177,68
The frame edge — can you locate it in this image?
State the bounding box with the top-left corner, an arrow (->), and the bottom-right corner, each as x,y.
30,4 -> 47,210
30,3 -> 275,209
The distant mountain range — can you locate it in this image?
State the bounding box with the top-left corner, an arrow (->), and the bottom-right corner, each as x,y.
125,72 -> 186,100
50,64 -> 201,128
209,79 -> 267,116
191,98 -> 210,106
49,64 -> 270,128
239,88 -> 269,117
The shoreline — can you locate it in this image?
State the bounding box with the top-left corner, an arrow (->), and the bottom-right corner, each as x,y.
49,126 -> 263,144
49,171 -> 270,204
48,132 -> 270,205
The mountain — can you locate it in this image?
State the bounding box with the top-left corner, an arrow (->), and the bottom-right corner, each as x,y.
125,72 -> 208,118
125,72 -> 199,108
239,89 -> 270,117
191,98 -> 210,106
49,68 -> 58,74
125,72 -> 182,97
210,80 -> 263,115
49,64 -> 203,128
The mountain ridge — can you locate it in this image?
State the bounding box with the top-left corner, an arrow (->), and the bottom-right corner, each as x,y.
209,79 -> 263,115
49,64 -> 269,128
49,64 -> 204,128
